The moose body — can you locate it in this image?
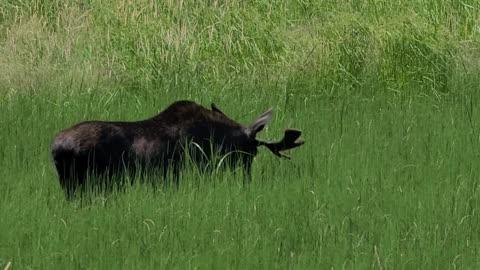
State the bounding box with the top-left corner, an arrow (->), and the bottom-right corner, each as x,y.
51,100 -> 304,198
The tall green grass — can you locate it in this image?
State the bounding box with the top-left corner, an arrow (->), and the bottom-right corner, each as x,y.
2,0 -> 480,269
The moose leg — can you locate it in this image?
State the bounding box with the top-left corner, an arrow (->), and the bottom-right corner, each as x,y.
171,162 -> 181,188
163,158 -> 181,188
241,158 -> 253,185
54,156 -> 88,200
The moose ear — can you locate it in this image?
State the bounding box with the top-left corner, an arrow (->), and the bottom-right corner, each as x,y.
247,108 -> 273,137
211,103 -> 227,116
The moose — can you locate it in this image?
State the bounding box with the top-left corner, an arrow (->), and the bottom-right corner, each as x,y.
50,100 -> 304,198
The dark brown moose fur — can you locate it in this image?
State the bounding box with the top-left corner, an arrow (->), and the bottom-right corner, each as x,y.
50,100 -> 304,198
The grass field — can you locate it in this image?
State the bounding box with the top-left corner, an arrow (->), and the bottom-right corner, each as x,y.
2,0 -> 480,269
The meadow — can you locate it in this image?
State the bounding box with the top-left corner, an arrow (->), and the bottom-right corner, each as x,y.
2,0 -> 480,269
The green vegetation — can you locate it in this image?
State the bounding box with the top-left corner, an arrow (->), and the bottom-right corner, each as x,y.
2,0 -> 480,268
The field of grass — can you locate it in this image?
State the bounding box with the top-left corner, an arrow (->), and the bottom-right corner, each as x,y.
2,0 -> 480,269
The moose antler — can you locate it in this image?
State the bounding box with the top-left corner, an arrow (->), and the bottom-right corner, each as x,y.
257,128 -> 305,159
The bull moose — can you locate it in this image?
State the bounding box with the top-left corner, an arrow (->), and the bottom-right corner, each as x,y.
50,100 -> 304,198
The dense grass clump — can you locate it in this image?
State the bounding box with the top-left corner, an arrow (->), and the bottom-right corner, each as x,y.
2,0 -> 480,269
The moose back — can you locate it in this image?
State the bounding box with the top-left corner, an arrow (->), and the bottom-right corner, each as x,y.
50,100 -> 304,198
